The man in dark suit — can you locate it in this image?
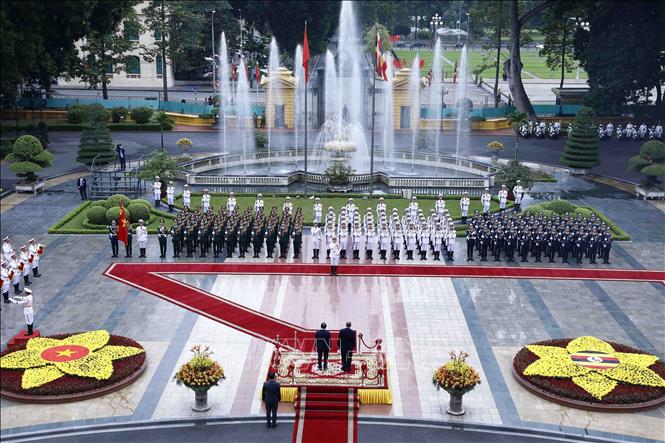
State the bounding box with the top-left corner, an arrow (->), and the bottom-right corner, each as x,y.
338,321 -> 356,372
76,177 -> 87,200
116,144 -> 126,170
315,322 -> 331,371
262,371 -> 280,428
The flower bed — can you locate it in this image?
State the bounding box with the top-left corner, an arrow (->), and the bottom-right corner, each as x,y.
1,331 -> 145,402
513,337 -> 665,410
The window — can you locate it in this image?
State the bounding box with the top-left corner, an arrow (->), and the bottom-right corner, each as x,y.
126,56 -> 141,78
156,55 -> 163,77
154,30 -> 162,41
105,63 -> 114,75
400,106 -> 411,129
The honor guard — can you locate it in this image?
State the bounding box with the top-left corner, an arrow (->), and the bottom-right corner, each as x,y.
1,261 -> 11,303
28,239 -> 42,278
109,220 -> 119,257
338,222 -> 349,259
311,223 -> 322,259
255,194 -> 265,213
460,192 -> 471,224
513,180 -> 524,211
202,189 -> 211,213
171,224 -> 182,258
227,192 -> 237,212
379,225 -> 390,260
313,198 -> 323,224
498,185 -> 508,213
166,182 -> 175,212
183,184 -> 191,209
409,196 -> 419,220
10,253 -> 21,294
329,236 -> 340,276
446,222 -> 456,261
283,197 -> 293,215
435,194 -> 446,219
137,220 -> 149,258
376,197 -> 387,219
365,223 -> 375,260
125,226 -> 133,257
153,176 -> 162,207
351,223 -> 363,260
481,188 -> 491,215
3,237 -> 14,262
11,287 -> 35,336
157,219 -> 168,258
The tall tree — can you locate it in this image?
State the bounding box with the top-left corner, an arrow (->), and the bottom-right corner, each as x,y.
539,2 -> 581,89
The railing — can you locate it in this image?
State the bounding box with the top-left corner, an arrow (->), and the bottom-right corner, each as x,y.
18,97 -> 215,116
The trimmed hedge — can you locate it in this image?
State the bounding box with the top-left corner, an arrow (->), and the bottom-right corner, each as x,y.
87,206 -> 108,225
131,198 -> 151,209
127,203 -> 150,222
47,201 -> 92,233
1,122 -> 169,132
105,194 -> 132,209
543,200 -> 577,215
105,206 -> 128,224
90,200 -> 107,208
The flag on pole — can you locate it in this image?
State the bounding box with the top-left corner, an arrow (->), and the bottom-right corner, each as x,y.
375,30 -> 388,81
255,62 -> 260,83
302,21 -> 310,83
118,201 -> 129,245
231,63 -> 236,81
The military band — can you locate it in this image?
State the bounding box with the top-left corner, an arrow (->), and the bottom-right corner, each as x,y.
1,237 -> 46,304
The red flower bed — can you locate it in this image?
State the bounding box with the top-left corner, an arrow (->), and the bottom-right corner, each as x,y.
513,338 -> 665,405
0,333 -> 145,397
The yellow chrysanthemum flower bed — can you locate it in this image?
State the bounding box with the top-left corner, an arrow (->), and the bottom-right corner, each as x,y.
433,351 -> 481,395
174,345 -> 225,392
514,336 -> 665,407
0,331 -> 146,398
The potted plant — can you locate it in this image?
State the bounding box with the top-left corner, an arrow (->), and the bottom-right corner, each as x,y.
433,351 -> 481,415
177,137 -> 193,159
324,163 -> 354,192
174,345 -> 225,412
6,135 -> 54,193
628,140 -> 665,199
486,141 -> 504,163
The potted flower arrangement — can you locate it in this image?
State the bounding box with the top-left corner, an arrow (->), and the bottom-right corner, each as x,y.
487,141 -> 504,163
176,137 -> 193,159
174,345 -> 225,411
433,351 -> 481,415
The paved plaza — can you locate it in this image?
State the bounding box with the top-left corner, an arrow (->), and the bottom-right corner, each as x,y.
1,172 -> 664,442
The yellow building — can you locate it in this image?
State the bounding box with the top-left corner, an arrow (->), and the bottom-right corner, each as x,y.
260,67 -> 296,129
391,68 -> 423,131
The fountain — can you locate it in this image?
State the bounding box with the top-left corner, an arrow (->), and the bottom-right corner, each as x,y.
236,58 -> 254,174
324,50 -> 337,122
409,57 -> 421,173
431,38 -> 443,175
454,44 -> 470,173
267,37 -> 280,171
218,32 -> 231,169
382,53 -> 394,169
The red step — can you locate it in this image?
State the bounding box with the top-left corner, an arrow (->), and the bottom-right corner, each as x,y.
295,401 -> 359,411
304,385 -> 351,394
296,410 -> 353,420
296,393 -> 352,402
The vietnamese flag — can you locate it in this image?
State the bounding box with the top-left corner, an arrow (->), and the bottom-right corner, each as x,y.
302,21 -> 310,83
118,201 -> 129,245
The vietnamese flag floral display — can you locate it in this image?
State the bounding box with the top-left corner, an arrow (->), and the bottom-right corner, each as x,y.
1,330 -> 145,397
514,336 -> 665,407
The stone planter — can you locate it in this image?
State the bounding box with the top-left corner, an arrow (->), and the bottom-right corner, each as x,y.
446,392 -> 466,415
636,186 -> 665,200
15,180 -> 45,194
327,184 -> 353,193
192,387 -> 212,412
567,168 -> 588,176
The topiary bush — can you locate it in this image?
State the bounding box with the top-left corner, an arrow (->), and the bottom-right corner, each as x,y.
627,140 -> 665,189
131,198 -> 151,209
105,194 -> 131,209
67,105 -> 87,124
110,107 -> 128,123
130,107 -> 154,124
543,200 -> 577,215
127,203 -> 150,223
495,160 -> 534,192
86,205 -> 108,225
90,200 -> 107,207
105,206 -> 130,225
5,135 -> 54,182
83,104 -> 110,125
77,122 -> 114,165
560,107 -> 599,169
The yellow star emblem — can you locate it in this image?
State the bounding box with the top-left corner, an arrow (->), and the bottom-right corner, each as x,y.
56,348 -> 76,357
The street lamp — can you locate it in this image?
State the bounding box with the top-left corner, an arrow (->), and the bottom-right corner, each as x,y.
211,10 -> 216,93
465,13 -> 470,45
456,20 -> 461,44
430,13 -> 442,46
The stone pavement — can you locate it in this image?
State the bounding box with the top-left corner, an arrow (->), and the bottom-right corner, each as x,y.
1,177 -> 664,442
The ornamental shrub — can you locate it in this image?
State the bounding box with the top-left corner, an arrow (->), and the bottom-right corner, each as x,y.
544,200 -> 577,215
90,200 -> 107,207
130,106 -> 154,124
77,122 -> 114,165
127,203 -> 150,222
495,160 -> 533,191
110,107 -> 128,123
560,107 -> 599,169
105,194 -> 131,209
627,140 -> 665,189
87,206 -> 108,225
574,207 -> 593,218
105,206 -> 131,225
5,135 -> 54,181
67,105 -> 87,124
83,104 -> 111,125
131,199 -> 151,209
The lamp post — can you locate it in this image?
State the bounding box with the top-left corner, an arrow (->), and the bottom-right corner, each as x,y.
211,10 -> 216,93
465,13 -> 470,45
430,14 -> 442,47
456,20 -> 461,45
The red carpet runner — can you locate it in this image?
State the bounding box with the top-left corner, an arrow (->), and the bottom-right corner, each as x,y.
104,263 -> 665,350
292,386 -> 358,443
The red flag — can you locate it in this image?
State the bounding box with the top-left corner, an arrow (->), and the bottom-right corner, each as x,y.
231,63 -> 236,81
118,201 -> 129,245
255,62 -> 260,83
375,31 -> 383,77
302,21 -> 310,83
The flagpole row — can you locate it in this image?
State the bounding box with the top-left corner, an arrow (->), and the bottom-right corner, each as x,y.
302,21 -> 310,195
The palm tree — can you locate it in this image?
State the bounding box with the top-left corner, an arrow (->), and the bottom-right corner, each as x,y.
152,111 -> 175,151
507,111 -> 527,160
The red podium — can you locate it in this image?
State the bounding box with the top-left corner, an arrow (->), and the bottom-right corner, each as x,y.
7,329 -> 41,348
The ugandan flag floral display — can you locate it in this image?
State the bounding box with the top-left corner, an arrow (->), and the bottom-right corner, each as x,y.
1,330 -> 144,395
514,336 -> 665,404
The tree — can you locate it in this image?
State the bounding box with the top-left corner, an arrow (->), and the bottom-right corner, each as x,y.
6,135 -> 54,182
495,160 -> 533,192
628,140 -> 665,189
507,110 -> 527,159
560,107 -> 599,170
78,2 -> 140,100
507,0 -> 551,121
77,105 -> 115,165
362,23 -> 392,56
139,150 -> 178,182
539,2 -> 581,89
574,1 -> 665,114
151,111 -> 175,150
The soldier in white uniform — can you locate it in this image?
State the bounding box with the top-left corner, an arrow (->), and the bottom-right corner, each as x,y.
182,184 -> 191,209
1,260 -> 11,303
379,225 -> 391,260
311,223 -> 322,259
329,235 -> 340,276
137,219 -> 149,258
405,225 -> 417,260
419,222 -> 430,260
460,192 -> 471,224
345,198 -> 357,229
435,194 -> 446,219
313,197 -> 323,224
376,197 -> 387,219
498,185 -> 509,213
19,246 -> 31,287
338,222 -> 349,259
153,176 -> 162,207
166,182 -> 175,212
11,287 -> 35,336
512,180 -> 524,211
202,189 -> 211,213
324,221 -> 336,259
3,237 -> 14,262
365,223 -> 376,260
481,188 -> 492,215
283,197 -> 293,214
433,225 -> 444,261
446,222 -> 457,261
392,224 -> 404,260
409,196 -> 419,220
351,223 -> 363,260
10,253 -> 22,294
28,239 -> 42,278
227,192 -> 237,212
255,194 -> 265,213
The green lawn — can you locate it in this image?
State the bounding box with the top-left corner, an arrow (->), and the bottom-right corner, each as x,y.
49,202 -> 175,234
171,193 -> 509,225
395,48 -> 587,80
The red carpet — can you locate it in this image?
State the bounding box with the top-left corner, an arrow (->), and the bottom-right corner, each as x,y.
292,386 -> 358,443
104,263 -> 665,351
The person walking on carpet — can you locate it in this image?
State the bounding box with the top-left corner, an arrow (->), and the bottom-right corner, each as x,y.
315,322 -> 331,371
262,371 -> 281,428
338,321 -> 356,372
